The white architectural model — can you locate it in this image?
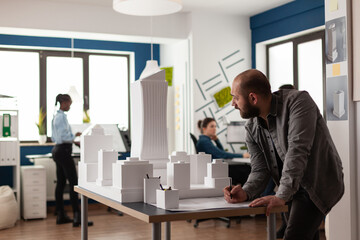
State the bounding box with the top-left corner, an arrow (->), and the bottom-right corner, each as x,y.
167,160 -> 190,190
96,150 -> 117,186
333,90 -> 345,118
170,151 -> 190,163
190,152 -> 211,184
112,157 -> 153,202
79,125 -> 112,184
204,159 -> 231,189
77,61 -> 232,207
327,23 -> 338,62
130,62 -> 169,181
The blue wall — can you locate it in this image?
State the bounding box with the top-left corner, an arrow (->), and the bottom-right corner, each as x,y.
250,0 -> 325,68
0,34 -> 160,80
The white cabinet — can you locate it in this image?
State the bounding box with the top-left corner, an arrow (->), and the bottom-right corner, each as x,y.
21,166 -> 46,220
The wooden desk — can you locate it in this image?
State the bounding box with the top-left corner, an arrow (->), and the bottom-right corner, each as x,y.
75,186 -> 287,240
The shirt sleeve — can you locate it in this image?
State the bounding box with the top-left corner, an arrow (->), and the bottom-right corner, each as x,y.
198,138 -> 243,159
242,129 -> 271,200
53,114 -> 74,143
214,139 -> 224,150
275,92 -> 317,202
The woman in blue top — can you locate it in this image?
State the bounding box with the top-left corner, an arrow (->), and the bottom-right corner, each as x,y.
51,94 -> 92,227
196,118 -> 250,159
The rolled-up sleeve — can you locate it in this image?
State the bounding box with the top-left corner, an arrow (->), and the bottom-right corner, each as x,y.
242,129 -> 271,200
275,92 -> 317,202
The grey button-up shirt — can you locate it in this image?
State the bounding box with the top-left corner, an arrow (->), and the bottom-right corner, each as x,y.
242,90 -> 344,215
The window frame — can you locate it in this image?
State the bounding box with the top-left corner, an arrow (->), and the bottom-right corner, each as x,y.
0,47 -> 131,142
266,30 -> 326,115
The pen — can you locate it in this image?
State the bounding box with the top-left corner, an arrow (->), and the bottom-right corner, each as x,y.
146,174 -> 149,179
229,178 -> 233,199
160,184 -> 164,190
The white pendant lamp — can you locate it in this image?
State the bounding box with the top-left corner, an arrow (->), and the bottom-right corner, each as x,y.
113,0 -> 182,16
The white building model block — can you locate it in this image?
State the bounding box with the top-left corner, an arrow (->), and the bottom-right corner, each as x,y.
204,159 -> 230,189
96,149 -> 118,186
190,152 -> 211,184
167,160 -> 190,190
79,125 -> 112,184
130,65 -> 169,181
112,157 -> 153,202
170,151 -> 190,163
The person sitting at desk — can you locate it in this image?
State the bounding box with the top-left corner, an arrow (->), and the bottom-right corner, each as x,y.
196,118 -> 250,159
51,94 -> 93,227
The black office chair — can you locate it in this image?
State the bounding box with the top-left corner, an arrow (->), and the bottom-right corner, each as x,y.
189,133 -> 199,154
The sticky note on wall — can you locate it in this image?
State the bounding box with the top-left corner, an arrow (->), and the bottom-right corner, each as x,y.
213,86 -> 232,108
160,67 -> 173,86
330,0 -> 338,12
332,63 -> 340,76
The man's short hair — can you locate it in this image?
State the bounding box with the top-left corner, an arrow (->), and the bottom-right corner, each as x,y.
235,69 -> 271,98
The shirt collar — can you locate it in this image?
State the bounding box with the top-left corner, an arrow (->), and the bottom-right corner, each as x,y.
255,94 -> 277,129
268,94 -> 278,117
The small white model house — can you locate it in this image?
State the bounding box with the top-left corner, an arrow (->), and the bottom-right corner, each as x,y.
96,149 -> 118,186
170,151 -> 190,163
167,151 -> 191,190
167,160 -> 190,190
190,152 -> 211,184
204,159 -> 231,189
112,157 -> 153,202
78,125 -> 112,184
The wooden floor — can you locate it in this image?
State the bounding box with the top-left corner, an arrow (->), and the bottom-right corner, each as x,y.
2,204 -> 326,240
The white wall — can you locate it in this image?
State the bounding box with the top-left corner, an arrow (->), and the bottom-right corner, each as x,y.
0,0 -> 190,40
324,0 -> 358,239
191,11 -> 251,153
160,39 -> 191,154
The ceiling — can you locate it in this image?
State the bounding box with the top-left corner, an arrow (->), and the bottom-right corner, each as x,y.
44,0 -> 294,16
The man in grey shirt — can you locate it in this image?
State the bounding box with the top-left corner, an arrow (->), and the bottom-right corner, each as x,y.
224,69 -> 344,240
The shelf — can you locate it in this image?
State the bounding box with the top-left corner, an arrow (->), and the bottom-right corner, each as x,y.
20,142 -> 55,147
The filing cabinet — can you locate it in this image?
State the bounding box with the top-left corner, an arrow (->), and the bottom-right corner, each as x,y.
21,166 -> 46,220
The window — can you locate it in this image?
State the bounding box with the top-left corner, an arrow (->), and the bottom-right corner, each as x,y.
46,57 -> 84,137
89,55 -> 129,128
0,50 -> 39,140
0,48 -> 130,141
268,42 -> 294,91
267,31 -> 325,114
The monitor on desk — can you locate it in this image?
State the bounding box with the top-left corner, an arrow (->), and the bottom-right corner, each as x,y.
226,121 -> 246,143
70,124 -> 129,153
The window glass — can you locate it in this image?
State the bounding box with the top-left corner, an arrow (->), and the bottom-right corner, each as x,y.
46,57 -> 83,137
89,55 -> 129,128
298,39 -> 324,114
0,51 -> 39,140
269,42 -> 294,91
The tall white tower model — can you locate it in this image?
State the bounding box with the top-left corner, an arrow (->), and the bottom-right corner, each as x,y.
130,60 -> 168,181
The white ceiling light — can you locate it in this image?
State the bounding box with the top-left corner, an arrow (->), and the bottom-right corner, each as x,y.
113,0 -> 182,16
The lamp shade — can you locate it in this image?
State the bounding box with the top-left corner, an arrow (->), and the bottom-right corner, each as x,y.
113,0 -> 182,16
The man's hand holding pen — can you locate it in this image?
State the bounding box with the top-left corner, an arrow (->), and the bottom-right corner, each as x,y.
223,184 -> 248,203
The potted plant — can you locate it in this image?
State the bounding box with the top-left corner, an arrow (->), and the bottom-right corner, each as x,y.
36,107 -> 47,144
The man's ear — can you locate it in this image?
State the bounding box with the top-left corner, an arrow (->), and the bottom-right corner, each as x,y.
248,93 -> 258,105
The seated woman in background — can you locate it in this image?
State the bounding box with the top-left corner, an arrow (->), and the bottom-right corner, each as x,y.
196,118 -> 250,159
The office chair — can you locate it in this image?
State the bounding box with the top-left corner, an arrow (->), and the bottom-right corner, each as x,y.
189,133 -> 199,154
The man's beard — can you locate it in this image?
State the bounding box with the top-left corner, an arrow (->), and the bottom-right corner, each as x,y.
239,99 -> 260,119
